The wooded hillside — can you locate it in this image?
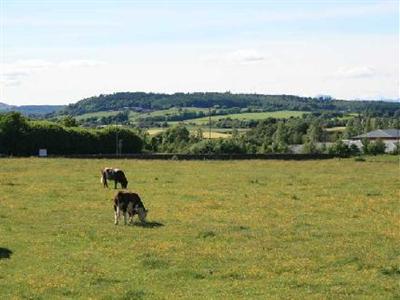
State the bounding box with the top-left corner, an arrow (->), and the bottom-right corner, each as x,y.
59,92 -> 400,117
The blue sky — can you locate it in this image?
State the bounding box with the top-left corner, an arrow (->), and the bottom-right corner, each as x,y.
0,0 -> 398,105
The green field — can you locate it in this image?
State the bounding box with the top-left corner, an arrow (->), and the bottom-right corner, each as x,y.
325,126 -> 346,132
74,110 -> 125,121
175,110 -> 308,125
0,157 -> 399,299
146,127 -> 234,139
74,109 -> 307,125
134,107 -> 209,118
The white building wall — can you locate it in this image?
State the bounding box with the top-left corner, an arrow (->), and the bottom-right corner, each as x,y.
343,139 -> 399,153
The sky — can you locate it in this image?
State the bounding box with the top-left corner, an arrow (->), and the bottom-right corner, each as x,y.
0,0 -> 399,105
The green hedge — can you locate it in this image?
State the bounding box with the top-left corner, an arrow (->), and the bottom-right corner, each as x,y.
0,113 -> 143,156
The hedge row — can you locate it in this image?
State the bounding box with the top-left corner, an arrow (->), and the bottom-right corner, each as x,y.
0,113 -> 143,156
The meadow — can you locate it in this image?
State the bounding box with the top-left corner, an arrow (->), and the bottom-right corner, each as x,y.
74,108 -> 307,124
74,111 -> 127,121
146,127 -> 233,139
0,157 -> 399,299
171,110 -> 308,125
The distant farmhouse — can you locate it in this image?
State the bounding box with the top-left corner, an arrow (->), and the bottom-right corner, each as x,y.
352,129 -> 400,141
345,129 -> 400,153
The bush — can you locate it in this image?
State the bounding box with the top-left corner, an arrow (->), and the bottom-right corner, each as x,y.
302,140 -> 320,154
0,113 -> 143,156
365,139 -> 386,155
189,139 -> 245,154
391,142 -> 400,155
328,140 -> 360,157
328,140 -> 349,157
354,156 -> 366,162
0,112 -> 29,155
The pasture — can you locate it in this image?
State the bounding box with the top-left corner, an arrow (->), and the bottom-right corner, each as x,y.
0,157 -> 399,299
174,110 -> 308,125
74,110 -> 127,121
146,127 -> 233,139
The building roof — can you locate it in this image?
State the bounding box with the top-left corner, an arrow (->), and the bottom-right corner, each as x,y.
353,129 -> 400,139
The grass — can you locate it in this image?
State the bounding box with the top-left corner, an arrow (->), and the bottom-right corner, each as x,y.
74,109 -> 307,129
74,110 -> 125,120
178,110 -> 308,125
147,128 -> 165,136
325,126 -> 346,132
132,109 -> 307,124
146,127 -> 232,139
201,131 -> 231,138
135,107 -> 209,118
0,156 -> 399,299
130,107 -> 209,123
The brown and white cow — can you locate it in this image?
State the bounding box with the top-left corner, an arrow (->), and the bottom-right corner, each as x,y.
101,167 -> 128,189
113,191 -> 148,225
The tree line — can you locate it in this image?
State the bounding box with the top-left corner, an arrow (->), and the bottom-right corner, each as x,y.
146,114 -> 399,156
59,92 -> 400,117
0,112 -> 398,156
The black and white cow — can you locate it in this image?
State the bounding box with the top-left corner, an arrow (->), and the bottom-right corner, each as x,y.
113,191 -> 148,225
101,167 -> 128,189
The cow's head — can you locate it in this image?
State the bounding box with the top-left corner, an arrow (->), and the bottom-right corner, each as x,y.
137,207 -> 148,223
121,179 -> 128,189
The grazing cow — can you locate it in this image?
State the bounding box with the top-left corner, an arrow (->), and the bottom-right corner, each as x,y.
101,167 -> 128,189
113,191 -> 148,225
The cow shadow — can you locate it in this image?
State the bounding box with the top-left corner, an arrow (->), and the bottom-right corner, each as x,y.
0,248 -> 12,259
131,221 -> 164,228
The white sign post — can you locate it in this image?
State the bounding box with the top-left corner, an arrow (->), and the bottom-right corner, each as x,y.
39,149 -> 47,157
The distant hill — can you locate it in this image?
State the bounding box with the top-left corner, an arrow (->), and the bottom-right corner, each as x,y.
0,102 -> 13,111
59,92 -> 400,117
0,102 -> 64,116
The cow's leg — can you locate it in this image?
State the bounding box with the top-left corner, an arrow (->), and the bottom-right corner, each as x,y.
128,212 -> 134,224
127,212 -> 132,224
114,180 -> 117,189
124,211 -> 128,225
102,173 -> 108,188
115,207 -> 120,225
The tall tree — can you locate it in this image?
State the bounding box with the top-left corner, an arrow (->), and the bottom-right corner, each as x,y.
0,112 -> 29,155
303,120 -> 322,153
272,121 -> 288,152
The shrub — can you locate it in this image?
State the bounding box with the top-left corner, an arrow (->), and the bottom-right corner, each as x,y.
328,140 -> 348,157
0,113 -> 143,156
354,156 -> 366,162
391,142 -> 400,155
189,139 -> 245,154
366,139 -> 386,155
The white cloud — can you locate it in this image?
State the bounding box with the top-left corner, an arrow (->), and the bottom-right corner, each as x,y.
333,66 -> 376,79
0,71 -> 31,87
13,59 -> 53,70
202,49 -> 267,65
0,59 -> 106,87
226,49 -> 265,63
58,60 -> 106,68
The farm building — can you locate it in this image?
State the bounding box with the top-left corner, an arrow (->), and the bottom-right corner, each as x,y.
345,129 -> 400,153
351,129 -> 400,141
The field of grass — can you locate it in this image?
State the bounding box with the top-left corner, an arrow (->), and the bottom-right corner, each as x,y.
130,107 -> 209,123
146,127 -> 232,139
74,110 -> 125,121
0,157 -> 399,299
178,110 -> 308,125
147,128 -> 165,136
201,131 -> 231,139
325,126 -> 346,132
74,109 -> 306,127
136,107 -> 209,118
